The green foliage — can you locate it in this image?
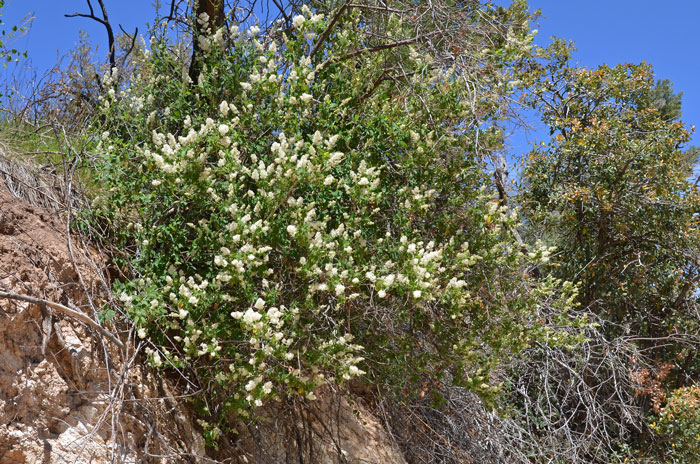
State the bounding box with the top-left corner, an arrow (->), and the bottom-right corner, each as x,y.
652,79 -> 683,121
516,41 -> 700,463
651,384 -> 700,462
91,2 -> 578,430
0,0 -> 29,68
520,49 -> 700,340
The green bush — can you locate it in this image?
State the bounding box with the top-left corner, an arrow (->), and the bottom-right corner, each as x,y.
92,3 -> 580,433
652,384 -> 700,462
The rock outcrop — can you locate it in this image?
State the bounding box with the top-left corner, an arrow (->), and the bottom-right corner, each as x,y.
0,186 -> 206,463
0,181 -> 407,463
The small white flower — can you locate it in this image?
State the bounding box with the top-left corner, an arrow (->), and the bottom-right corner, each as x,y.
327,152 -> 344,168
292,14 -> 305,28
262,381 -> 273,394
323,175 -> 334,185
218,124 -> 230,136
254,298 -> 266,310
198,35 -> 211,51
412,290 -> 422,299
377,290 -> 386,298
138,327 -> 147,339
240,82 -> 252,91
219,100 -> 229,116
325,134 -> 339,149
287,225 -> 298,236
335,284 -> 345,296
300,93 -> 313,103
243,308 -> 262,324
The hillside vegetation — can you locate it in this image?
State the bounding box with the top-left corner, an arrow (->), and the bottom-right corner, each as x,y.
2,1 -> 700,462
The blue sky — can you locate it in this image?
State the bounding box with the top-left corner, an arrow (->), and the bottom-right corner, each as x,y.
513,1 -> 700,152
2,0 -> 699,153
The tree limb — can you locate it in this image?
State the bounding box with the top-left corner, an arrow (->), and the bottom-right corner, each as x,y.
0,290 -> 125,351
65,0 -> 116,70
309,1 -> 350,59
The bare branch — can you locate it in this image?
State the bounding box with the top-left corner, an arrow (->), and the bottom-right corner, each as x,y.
65,0 -> 116,70
309,1 -> 350,59
0,290 -> 124,351
118,24 -> 140,68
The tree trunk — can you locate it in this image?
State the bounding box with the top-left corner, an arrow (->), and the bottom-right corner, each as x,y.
189,0 -> 225,83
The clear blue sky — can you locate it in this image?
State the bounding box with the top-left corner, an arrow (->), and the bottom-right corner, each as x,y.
2,0 -> 699,150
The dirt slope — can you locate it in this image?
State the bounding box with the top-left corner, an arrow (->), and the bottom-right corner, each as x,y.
0,183 -> 407,463
0,186 -> 207,463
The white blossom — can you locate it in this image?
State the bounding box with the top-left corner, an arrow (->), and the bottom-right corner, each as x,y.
292,14 -> 305,28
327,152 -> 344,168
219,100 -> 230,116
243,308 -> 262,324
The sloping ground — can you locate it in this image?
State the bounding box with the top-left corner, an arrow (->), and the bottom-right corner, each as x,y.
0,185 -> 206,463
0,170 -> 408,463
233,391 -> 407,464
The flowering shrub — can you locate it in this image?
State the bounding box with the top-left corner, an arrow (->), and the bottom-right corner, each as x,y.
92,2 -> 579,433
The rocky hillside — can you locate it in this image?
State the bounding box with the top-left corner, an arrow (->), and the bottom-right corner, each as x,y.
0,172 -> 406,463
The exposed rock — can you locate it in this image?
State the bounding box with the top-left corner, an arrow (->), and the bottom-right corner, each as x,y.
0,184 -> 408,463
233,391 -> 407,464
0,186 -> 206,463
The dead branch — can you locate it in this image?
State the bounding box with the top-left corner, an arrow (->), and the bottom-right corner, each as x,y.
65,0 -> 116,71
0,290 -> 124,351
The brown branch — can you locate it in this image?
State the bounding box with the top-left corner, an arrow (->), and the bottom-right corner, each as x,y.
65,0 -> 116,71
345,3 -> 405,14
341,33 -> 437,61
0,291 -> 125,351
271,0 -> 292,24
118,24 -> 139,68
309,1 -> 350,59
